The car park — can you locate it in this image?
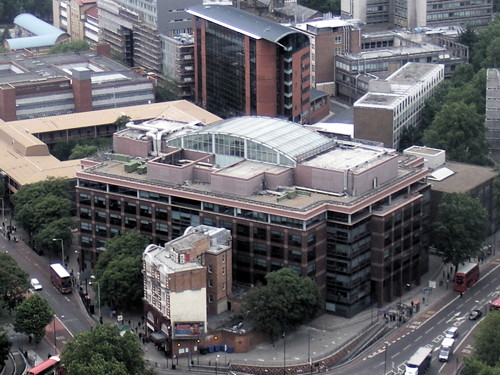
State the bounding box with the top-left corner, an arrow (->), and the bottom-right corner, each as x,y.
30,278 -> 42,291
445,326 -> 459,338
468,309 -> 482,320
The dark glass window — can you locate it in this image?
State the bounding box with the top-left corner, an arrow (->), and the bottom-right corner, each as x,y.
253,227 -> 267,240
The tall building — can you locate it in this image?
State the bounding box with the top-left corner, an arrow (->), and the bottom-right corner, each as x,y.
353,63 -> 444,149
187,5 -> 311,123
97,0 -> 201,71
341,0 -> 492,29
292,19 -> 361,91
0,49 -> 155,121
486,69 -> 500,164
53,0 -> 97,43
75,116 -> 431,318
143,225 -> 232,357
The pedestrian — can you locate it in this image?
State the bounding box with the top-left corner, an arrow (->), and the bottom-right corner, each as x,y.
460,292 -> 463,298
422,296 -> 425,304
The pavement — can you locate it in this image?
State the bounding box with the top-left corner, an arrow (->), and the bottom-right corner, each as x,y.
3,212 -> 500,375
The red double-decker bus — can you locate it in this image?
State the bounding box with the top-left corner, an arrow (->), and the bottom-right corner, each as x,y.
453,262 -> 480,292
27,355 -> 64,375
50,263 -> 72,294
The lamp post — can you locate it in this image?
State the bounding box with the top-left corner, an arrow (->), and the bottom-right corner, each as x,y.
53,315 -> 57,353
307,331 -> 312,374
283,332 -> 286,375
90,275 -> 101,319
383,342 -> 389,375
52,238 -> 65,265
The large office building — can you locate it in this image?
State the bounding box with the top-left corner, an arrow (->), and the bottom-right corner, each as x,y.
353,62 -> 444,149
0,48 -> 155,121
97,0 -> 201,71
75,115 -> 431,318
341,0 -> 493,29
187,5 -> 312,123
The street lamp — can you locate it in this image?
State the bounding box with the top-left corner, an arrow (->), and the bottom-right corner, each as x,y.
52,238 -> 65,265
90,275 -> 101,319
383,342 -> 389,375
307,331 -> 312,374
283,332 -> 286,375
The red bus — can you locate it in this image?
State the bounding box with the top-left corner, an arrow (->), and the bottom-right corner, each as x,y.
27,355 -> 64,375
50,263 -> 72,294
453,262 -> 479,292
490,298 -> 500,311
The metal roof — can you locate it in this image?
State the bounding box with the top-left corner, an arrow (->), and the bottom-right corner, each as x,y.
14,13 -> 65,37
195,116 -> 333,161
187,4 -> 297,43
5,35 -> 65,49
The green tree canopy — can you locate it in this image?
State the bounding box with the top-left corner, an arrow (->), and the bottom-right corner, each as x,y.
61,323 -> 150,375
242,268 -> 322,341
473,311 -> 500,367
69,145 -> 99,160
48,40 -> 90,55
13,178 -> 73,251
94,231 -> 148,311
422,101 -> 489,165
0,253 -> 29,313
297,0 -> 340,14
0,330 -> 11,367
432,193 -> 489,268
14,294 -> 54,343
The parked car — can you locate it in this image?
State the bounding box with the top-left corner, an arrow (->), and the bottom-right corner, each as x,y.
30,278 -> 42,291
445,326 -> 459,338
468,309 -> 482,320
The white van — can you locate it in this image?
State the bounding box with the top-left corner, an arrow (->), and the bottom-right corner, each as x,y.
439,337 -> 455,362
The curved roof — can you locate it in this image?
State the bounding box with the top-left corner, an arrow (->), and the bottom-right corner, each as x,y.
196,116 -> 333,162
14,13 -> 66,37
187,5 -> 298,43
5,35 -> 66,49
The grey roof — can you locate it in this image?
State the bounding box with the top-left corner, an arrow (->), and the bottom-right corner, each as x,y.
6,35 -> 65,49
196,116 -> 333,161
14,13 -> 65,37
187,4 -> 298,43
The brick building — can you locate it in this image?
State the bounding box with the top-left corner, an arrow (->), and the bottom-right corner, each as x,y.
75,115 -> 431,317
187,5 -> 312,123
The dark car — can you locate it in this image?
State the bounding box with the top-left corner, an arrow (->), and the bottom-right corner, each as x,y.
469,309 -> 482,320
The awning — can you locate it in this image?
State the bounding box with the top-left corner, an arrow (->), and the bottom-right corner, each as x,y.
150,332 -> 168,344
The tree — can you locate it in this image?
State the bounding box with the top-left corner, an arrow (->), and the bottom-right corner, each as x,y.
473,312 -> 500,367
113,115 -> 131,130
14,294 -> 54,343
462,357 -> 500,375
422,101 -> 490,166
69,145 -> 99,160
432,193 -> 489,270
94,231 -> 148,311
47,40 -> 90,54
0,330 -> 12,367
0,253 -> 29,313
61,323 -> 151,375
13,177 -> 73,250
242,268 -> 322,341
297,0 -> 340,14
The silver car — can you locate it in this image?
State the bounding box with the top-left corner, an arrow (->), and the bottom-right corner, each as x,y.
30,278 -> 42,291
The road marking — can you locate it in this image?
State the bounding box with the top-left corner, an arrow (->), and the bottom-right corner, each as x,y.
416,335 -> 422,341
425,327 -> 433,334
403,344 -> 411,351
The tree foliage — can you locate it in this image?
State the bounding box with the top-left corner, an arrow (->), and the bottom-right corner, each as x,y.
48,40 -> 91,55
0,330 -> 11,367
52,138 -> 111,161
12,177 -> 73,253
0,0 -> 52,23
14,294 -> 54,343
297,0 -> 340,14
0,253 -> 29,313
473,312 -> 500,367
61,323 -> 151,375
422,101 -> 490,165
432,193 -> 489,268
242,268 -> 322,341
94,231 -> 148,311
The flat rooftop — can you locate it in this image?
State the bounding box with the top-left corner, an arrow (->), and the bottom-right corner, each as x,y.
0,50 -> 149,86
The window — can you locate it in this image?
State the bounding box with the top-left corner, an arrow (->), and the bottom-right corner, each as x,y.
208,264 -> 213,273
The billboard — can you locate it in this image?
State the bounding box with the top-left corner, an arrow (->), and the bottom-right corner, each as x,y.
173,322 -> 205,338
